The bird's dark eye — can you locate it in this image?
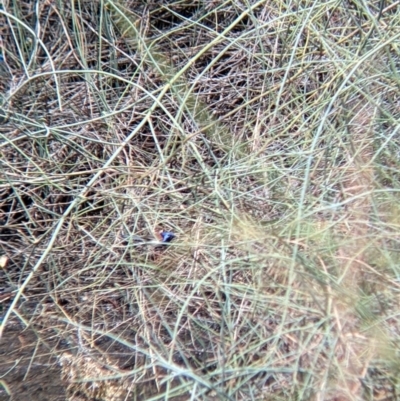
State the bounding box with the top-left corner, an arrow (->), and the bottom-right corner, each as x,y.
161,231 -> 175,243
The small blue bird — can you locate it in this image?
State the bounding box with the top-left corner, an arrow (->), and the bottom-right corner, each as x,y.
122,230 -> 175,246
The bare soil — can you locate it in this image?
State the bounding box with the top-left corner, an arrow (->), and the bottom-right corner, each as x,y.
0,324 -> 65,401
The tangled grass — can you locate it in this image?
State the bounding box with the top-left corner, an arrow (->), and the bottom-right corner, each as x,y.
1,0 -> 400,400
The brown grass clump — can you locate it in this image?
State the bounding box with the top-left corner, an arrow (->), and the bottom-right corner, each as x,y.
1,1 -> 400,400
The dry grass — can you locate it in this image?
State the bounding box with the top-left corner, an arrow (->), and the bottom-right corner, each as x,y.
1,1 -> 400,400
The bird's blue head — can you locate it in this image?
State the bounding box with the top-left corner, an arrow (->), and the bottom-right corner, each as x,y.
160,231 -> 175,243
